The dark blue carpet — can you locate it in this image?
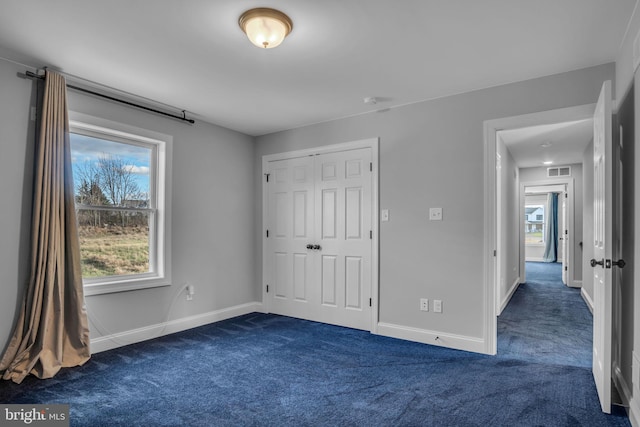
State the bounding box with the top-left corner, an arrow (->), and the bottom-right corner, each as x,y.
498,262 -> 593,368
0,264 -> 630,426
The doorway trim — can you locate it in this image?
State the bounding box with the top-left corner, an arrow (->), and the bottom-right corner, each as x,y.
483,104 -> 595,355
520,180 -> 575,286
261,137 -> 380,332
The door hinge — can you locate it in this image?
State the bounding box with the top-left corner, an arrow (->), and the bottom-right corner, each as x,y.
370,162 -> 373,172
265,173 -> 270,182
369,298 -> 372,307
266,284 -> 269,293
266,230 -> 269,238
493,250 -> 497,257
564,266 -> 567,271
370,230 -> 373,239
565,193 -> 568,198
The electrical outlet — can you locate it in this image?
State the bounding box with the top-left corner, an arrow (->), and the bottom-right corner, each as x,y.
381,209 -> 390,222
420,298 -> 429,312
186,283 -> 195,301
433,299 -> 442,313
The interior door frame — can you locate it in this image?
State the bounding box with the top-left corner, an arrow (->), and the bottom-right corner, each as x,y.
483,104 -> 595,355
261,138 -> 380,332
519,180 -> 574,286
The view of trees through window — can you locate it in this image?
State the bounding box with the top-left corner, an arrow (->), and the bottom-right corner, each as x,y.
70,132 -> 154,279
524,204 -> 545,244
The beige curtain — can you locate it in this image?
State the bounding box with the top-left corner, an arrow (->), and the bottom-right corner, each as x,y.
0,70 -> 90,384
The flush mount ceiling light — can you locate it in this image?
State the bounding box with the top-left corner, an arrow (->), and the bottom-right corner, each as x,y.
239,8 -> 293,49
543,161 -> 553,165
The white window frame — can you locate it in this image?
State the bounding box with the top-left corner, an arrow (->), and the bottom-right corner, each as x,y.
69,112 -> 172,296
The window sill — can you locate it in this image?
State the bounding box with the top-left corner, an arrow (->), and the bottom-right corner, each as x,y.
83,275 -> 171,296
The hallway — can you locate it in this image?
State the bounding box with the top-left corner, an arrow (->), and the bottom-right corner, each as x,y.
498,261 -> 592,367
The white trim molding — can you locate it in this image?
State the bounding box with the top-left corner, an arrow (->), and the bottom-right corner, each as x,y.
90,302 -> 264,353
631,398 -> 640,427
499,277 -> 520,316
613,363 -> 632,409
581,288 -> 594,314
520,179 -> 575,288
631,351 -> 640,427
377,322 -> 485,354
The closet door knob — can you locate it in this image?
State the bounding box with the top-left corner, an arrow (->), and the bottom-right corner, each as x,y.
312,244 -> 321,250
590,258 -> 604,268
306,244 -> 313,250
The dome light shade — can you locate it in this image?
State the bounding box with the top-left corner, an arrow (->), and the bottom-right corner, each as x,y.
239,8 -> 293,49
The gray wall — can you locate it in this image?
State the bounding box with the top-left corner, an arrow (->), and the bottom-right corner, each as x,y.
616,82 -> 635,404
519,163 -> 584,283
496,135 -> 521,310
616,9 -> 640,419
0,60 -> 37,354
255,63 -> 614,341
635,67 -> 640,422
0,58 -> 257,352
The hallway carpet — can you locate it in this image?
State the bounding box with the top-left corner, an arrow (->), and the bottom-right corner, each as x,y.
0,264 -> 630,426
498,261 -> 592,368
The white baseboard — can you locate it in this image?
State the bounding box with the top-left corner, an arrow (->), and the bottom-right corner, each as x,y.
613,363 -> 632,408
90,302 -> 264,354
631,352 -> 640,427
631,397 -> 640,427
498,277 -> 520,315
525,257 -> 545,262
580,288 -> 594,314
376,322 -> 485,354
569,279 -> 582,289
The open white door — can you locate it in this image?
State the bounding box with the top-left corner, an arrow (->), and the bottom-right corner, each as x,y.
591,80 -> 613,413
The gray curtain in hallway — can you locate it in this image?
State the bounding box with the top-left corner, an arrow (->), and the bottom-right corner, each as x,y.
542,192 -> 558,263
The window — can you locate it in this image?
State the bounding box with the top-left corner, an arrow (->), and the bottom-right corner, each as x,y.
524,204 -> 545,244
69,113 -> 171,295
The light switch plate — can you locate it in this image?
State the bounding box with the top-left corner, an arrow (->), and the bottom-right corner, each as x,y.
429,207 -> 443,221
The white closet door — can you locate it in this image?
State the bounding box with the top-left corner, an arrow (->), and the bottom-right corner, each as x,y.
266,148 -> 373,331
267,155 -> 318,320
315,148 -> 372,330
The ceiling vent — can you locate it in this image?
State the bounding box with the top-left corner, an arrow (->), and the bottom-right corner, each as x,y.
547,166 -> 571,177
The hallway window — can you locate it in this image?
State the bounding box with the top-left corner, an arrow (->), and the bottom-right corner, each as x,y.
525,204 -> 545,244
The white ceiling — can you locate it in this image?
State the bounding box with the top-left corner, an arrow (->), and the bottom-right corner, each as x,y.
0,0 -> 636,136
499,119 -> 594,168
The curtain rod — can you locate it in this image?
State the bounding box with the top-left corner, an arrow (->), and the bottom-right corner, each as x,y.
24,70 -> 195,124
